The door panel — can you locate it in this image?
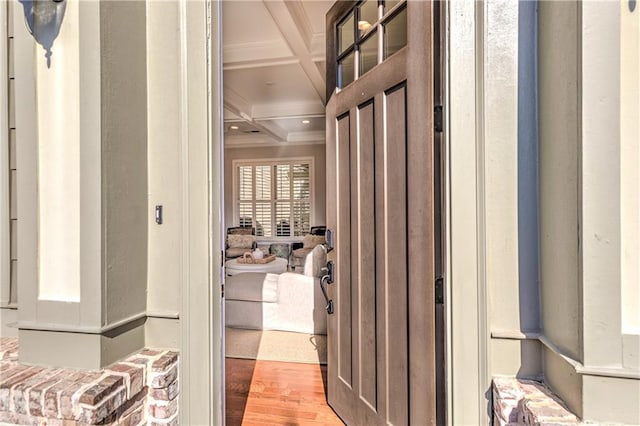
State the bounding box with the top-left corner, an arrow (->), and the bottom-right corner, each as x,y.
383,84 -> 409,425
356,100 -> 376,410
336,113 -> 353,388
326,2 -> 435,425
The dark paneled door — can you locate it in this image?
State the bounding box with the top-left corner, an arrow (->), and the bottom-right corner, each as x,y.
325,1 -> 436,424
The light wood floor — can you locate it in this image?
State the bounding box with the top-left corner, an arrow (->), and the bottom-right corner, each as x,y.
225,358 -> 344,425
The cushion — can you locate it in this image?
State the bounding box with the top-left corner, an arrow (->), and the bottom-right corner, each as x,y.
228,227 -> 254,235
227,234 -> 255,249
226,247 -> 251,258
269,243 -> 291,259
292,247 -> 312,258
302,234 -> 325,249
225,272 -> 278,303
303,244 -> 327,277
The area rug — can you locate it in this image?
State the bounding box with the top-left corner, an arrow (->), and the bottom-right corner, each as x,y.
225,327 -> 327,364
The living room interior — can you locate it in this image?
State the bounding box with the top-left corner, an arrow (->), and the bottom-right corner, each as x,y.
221,2 -> 336,422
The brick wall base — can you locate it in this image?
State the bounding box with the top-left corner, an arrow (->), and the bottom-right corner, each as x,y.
492,376 -> 579,425
0,337 -> 178,425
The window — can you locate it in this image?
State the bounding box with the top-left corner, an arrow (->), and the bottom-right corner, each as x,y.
336,0 -> 407,89
235,159 -> 313,237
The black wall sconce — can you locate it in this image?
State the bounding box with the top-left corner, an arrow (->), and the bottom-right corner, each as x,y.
631,0 -> 637,13
19,0 -> 67,68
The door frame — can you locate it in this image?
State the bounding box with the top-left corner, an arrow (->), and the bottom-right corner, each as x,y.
445,1 -> 491,425
187,1 -> 492,425
179,0 -> 224,424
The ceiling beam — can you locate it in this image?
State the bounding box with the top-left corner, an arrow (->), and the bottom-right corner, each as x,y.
223,39 -> 295,69
262,0 -> 326,104
223,58 -> 300,72
252,101 -> 326,120
223,86 -> 253,120
223,86 -> 288,142
225,134 -> 325,148
287,130 -> 325,143
256,120 -> 289,142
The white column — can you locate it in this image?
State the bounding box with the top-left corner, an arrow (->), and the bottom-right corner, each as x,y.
620,0 -> 640,336
14,0 -> 147,370
580,0 -> 623,367
36,0 -> 81,302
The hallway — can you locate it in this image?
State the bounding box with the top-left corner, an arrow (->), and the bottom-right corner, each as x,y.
225,358 -> 343,425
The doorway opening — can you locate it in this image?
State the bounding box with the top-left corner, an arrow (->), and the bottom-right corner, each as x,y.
221,1 -> 337,424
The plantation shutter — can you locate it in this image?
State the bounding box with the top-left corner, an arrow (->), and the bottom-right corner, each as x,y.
235,160 -> 312,237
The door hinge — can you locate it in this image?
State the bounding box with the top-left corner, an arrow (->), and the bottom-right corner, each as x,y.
221,283 -> 225,298
434,105 -> 443,133
435,276 -> 444,304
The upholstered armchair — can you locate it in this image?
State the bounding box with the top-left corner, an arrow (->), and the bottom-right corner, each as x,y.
290,226 -> 326,270
225,226 -> 257,260
225,244 -> 328,334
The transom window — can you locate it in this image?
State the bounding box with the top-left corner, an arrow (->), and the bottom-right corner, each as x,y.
234,159 -> 313,237
336,0 -> 407,89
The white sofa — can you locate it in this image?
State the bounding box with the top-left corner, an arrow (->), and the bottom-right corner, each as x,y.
224,245 -> 328,334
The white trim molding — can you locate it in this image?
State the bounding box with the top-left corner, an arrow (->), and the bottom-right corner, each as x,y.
179,0 -> 222,424
446,1 -> 490,424
0,1 -> 11,308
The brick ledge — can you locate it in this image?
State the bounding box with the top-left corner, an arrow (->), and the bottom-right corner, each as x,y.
0,337 -> 178,425
493,376 -> 580,425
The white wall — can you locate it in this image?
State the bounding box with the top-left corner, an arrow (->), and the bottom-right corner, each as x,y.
536,2 -> 640,423
101,0 -> 149,324
146,1 -> 182,323
448,2 -> 542,423
484,0 -> 542,380
538,2 -> 583,414
538,0 -> 582,362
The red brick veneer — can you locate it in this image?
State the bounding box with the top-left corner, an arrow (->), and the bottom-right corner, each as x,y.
492,376 -> 579,425
0,337 -> 178,425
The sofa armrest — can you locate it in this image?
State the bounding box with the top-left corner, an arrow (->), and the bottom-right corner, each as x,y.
275,273 -> 327,334
291,242 -> 303,251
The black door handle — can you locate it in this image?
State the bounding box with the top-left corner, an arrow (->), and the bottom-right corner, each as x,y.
319,274 -> 334,314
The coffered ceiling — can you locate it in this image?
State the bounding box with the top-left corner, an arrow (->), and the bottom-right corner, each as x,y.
223,0 -> 333,147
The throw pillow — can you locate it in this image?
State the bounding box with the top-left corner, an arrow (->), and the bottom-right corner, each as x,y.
227,234 -> 255,249
303,234 -> 325,249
